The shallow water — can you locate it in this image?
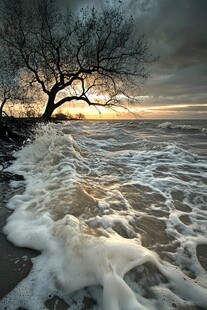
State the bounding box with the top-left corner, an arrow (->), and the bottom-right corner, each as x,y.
1,119 -> 207,310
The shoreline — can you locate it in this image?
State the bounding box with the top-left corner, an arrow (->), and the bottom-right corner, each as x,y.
0,118 -> 95,309
0,125 -> 40,300
1,118 -> 206,309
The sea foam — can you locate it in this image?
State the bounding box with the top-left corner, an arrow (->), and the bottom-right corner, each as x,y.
1,122 -> 207,310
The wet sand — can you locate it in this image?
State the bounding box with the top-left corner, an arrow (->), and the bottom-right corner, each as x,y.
0,206 -> 39,300
0,135 -> 39,301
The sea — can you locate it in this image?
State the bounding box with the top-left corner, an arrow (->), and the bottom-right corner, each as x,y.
1,119 -> 207,310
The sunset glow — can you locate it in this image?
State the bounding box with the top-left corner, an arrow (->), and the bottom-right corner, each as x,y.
60,102 -> 207,120
5,101 -> 207,120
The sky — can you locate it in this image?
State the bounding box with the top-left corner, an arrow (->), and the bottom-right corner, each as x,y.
3,0 -> 206,119
58,0 -> 207,120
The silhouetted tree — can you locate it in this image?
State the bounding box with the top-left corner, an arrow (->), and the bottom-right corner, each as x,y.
0,0 -> 154,121
0,56 -> 39,118
75,113 -> 86,120
0,57 -> 15,118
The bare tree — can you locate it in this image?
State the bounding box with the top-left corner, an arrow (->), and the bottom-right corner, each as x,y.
0,57 -> 18,118
0,56 -> 39,118
0,77 -> 9,118
0,0 -> 154,121
75,113 -> 86,120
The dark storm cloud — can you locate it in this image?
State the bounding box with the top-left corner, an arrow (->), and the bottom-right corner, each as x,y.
56,0 -> 207,107
146,63 -> 207,99
126,0 -> 207,105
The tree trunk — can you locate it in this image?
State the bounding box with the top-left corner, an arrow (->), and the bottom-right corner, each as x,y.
0,105 -> 3,119
42,93 -> 56,121
0,99 -> 7,118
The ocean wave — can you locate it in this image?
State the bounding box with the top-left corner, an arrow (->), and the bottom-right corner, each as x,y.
158,121 -> 207,132
1,121 -> 207,310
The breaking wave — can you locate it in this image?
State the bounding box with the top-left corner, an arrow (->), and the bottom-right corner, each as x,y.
158,121 -> 207,132
1,120 -> 207,310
